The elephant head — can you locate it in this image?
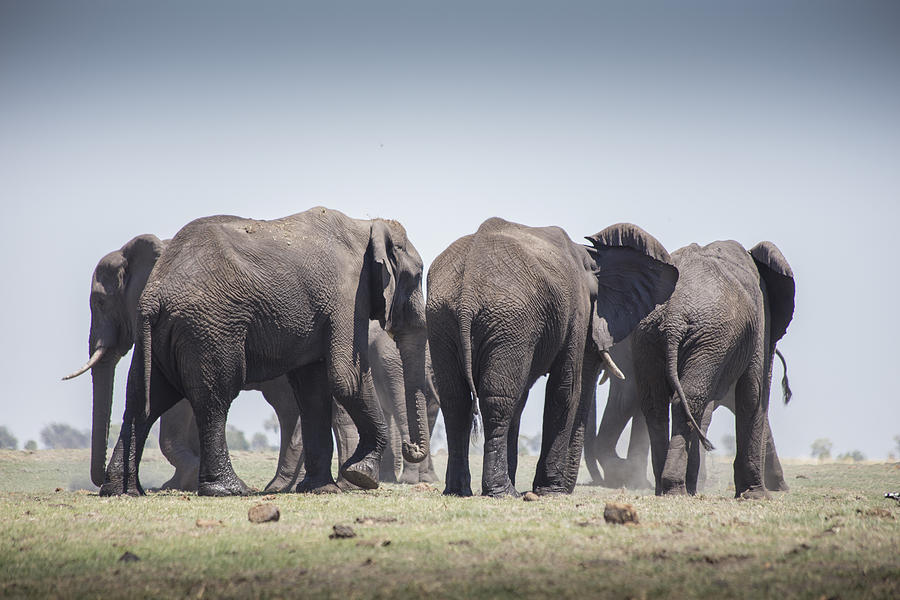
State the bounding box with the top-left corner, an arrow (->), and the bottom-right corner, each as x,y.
368,219 -> 430,463
584,223 -> 679,354
63,234 -> 165,486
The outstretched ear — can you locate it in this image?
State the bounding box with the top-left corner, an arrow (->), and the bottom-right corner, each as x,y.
369,220 -> 397,329
749,241 -> 795,343
120,234 -> 166,310
585,223 -> 678,351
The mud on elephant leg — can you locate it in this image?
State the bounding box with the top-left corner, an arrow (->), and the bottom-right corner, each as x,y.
335,368 -> 387,490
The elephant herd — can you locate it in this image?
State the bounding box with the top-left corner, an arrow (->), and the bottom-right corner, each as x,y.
64,207 -> 795,500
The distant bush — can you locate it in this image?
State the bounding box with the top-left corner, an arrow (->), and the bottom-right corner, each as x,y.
24,440 -> 37,451
250,432 -> 272,452
720,434 -> 736,456
837,450 -> 866,463
811,438 -> 833,461
40,423 -> 90,449
226,425 -> 250,451
0,426 -> 18,450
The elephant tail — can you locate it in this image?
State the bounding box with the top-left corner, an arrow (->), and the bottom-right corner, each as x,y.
139,313 -> 153,418
458,305 -> 481,439
775,348 -> 792,405
666,339 -> 714,451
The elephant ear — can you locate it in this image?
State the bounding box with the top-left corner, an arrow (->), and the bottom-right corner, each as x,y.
369,220 -> 398,330
585,223 -> 678,351
749,241 -> 795,344
120,234 -> 166,311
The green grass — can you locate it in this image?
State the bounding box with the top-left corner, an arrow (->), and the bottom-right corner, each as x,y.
1,449 -> 899,598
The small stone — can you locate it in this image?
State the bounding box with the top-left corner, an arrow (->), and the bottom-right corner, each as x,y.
603,502 -> 639,525
118,551 -> 140,562
329,525 -> 356,539
195,519 -> 224,528
248,503 -> 280,523
523,492 -> 540,502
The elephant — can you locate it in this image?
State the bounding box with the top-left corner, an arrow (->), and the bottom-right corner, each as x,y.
426,218 -> 678,497
334,321 -> 440,486
99,207 -> 430,496
63,235 -> 305,493
583,336 -> 792,491
622,240 -> 794,499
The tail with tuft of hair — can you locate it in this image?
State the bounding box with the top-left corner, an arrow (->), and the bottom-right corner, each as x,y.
458,306 -> 481,441
775,348 -> 792,405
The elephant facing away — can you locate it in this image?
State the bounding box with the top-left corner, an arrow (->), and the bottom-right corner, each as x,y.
63,235 -> 305,493
334,321 -> 441,486
627,240 -> 794,499
583,336 -> 792,492
100,207 -> 430,496
426,218 -> 678,497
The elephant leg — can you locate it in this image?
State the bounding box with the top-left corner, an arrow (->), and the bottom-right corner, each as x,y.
686,402 -> 714,495
505,392 -> 528,487
480,395 -> 520,497
259,376 -> 305,493
660,401 -> 692,496
159,398 -> 200,492
641,385 -> 670,496
333,401 -> 360,490
190,387 -> 251,497
334,368 -> 387,490
733,372 -> 769,499
581,353 -> 604,485
382,411 -> 402,483
623,409 -> 652,489
438,383 -> 473,496
101,361 -> 181,496
533,345 -> 584,496
292,362 -> 341,494
763,418 -> 789,491
595,391 -> 635,489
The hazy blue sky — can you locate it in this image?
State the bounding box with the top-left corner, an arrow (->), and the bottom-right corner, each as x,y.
1,2 -> 898,467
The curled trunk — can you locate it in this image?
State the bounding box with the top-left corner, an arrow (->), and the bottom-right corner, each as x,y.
394,325 -> 430,463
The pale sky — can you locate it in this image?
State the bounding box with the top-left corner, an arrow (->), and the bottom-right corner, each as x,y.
1,2 -> 898,464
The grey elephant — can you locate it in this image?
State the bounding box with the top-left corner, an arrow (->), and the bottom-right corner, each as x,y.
63,235 -> 305,493
625,240 -> 794,498
334,321 -> 440,486
99,207 -> 430,496
583,336 -> 791,491
426,218 -> 678,497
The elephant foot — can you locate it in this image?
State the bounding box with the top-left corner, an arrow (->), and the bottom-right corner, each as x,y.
264,472 -> 306,493
765,476 -> 789,492
532,485 -> 570,497
737,486 -> 771,500
99,481 -> 143,497
341,463 -> 379,490
398,468 -> 420,485
198,477 -> 251,497
380,469 -> 401,484
335,477 -> 360,492
298,481 -> 343,494
483,481 -> 521,498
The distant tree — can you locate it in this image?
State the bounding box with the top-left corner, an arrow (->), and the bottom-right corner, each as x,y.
0,426 -> 18,450
720,434 -> 736,456
251,432 -> 271,452
894,435 -> 900,458
40,423 -> 90,449
526,431 -> 542,455
837,450 -> 866,463
107,423 -> 121,448
810,438 -> 833,461
517,435 -> 530,456
263,414 -> 279,436
226,425 -> 250,451
24,440 -> 37,451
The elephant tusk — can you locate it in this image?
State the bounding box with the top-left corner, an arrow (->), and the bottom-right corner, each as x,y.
62,347 -> 106,380
600,350 -> 625,380
598,371 -> 609,386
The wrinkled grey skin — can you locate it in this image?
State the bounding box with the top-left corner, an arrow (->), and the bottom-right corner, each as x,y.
583,335 -> 791,492
622,241 -> 794,499
99,207 -> 430,497
334,322 -> 440,486
63,235 -> 305,493
426,218 -> 678,497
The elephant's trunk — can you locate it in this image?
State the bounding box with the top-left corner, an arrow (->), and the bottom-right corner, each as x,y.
62,347 -> 106,381
394,324 -> 430,464
90,360 -> 116,487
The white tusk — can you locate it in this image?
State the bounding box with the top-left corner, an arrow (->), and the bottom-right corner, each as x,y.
600,350 -> 625,380
598,371 -> 609,386
62,347 -> 106,380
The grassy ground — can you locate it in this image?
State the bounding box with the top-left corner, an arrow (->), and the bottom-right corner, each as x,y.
1,449 -> 898,599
